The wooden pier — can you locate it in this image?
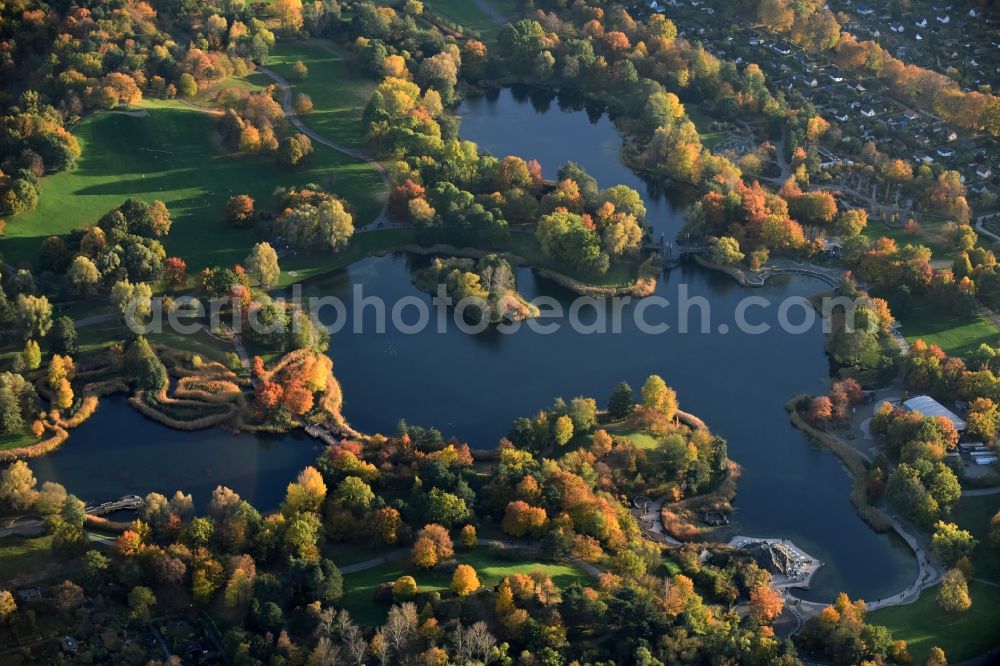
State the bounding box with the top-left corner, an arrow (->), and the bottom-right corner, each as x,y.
85,495 -> 143,516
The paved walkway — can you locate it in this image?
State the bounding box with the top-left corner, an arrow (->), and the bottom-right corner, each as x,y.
74,313 -> 115,328
974,212 -> 1000,244
471,0 -> 508,23
255,65 -> 389,229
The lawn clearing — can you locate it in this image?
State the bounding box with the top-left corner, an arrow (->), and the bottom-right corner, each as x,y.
0,535 -> 55,582
267,41 -> 376,150
868,579 -> 1000,664
340,547 -> 589,625
600,423 -> 663,450
2,101 -> 384,271
889,300 -> 1000,359
952,494 -> 1000,585
863,221 -> 952,261
0,427 -> 40,452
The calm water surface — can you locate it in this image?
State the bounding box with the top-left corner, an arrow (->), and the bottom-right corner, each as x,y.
33,87 -> 917,602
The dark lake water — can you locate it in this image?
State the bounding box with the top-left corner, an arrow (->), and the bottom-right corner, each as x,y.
31,86 -> 918,602
32,396 -> 320,512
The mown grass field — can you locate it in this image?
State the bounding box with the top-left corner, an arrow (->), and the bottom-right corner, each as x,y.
890,300 -> 999,359
952,493 -> 1000,585
868,579 -> 1000,664
579,422 -> 662,450
340,547 -> 588,625
862,220 -> 953,261
2,100 -> 384,271
0,535 -> 55,582
267,41 -> 376,150
0,428 -> 39,452
370,0 -> 518,39
426,0 -> 518,38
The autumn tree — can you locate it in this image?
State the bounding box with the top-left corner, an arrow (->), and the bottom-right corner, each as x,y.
0,591 -> 16,625
642,374 -> 678,420
283,466 -> 327,515
53,580 -> 84,613
371,507 -> 402,544
282,378 -> 314,416
245,242 -> 280,288
460,524 -> 477,548
393,575 -> 418,601
451,564 -> 480,597
749,584 -> 784,623
225,195 -> 256,227
0,461 -> 38,510
163,257 -> 188,290
927,646 -> 948,666
501,500 -> 548,538
937,568 -> 971,612
293,93 -> 314,115
412,524 -> 454,568
553,414 -> 574,447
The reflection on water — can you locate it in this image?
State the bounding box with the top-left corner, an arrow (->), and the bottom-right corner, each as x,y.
32,396 -> 319,512
29,87 -> 919,604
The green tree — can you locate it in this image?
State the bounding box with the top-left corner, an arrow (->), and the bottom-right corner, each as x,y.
15,294 -> 52,339
67,256 -> 100,295
128,586 -> 156,621
177,73 -> 198,98
710,236 -> 745,266
49,317 -> 78,355
335,476 -> 375,512
21,339 -> 41,371
608,381 -> 635,420
111,279 -> 153,326
427,488 -> 470,526
124,337 -> 168,391
931,522 -> 978,566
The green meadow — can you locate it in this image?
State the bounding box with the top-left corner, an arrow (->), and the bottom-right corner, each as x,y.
2,100 -> 384,272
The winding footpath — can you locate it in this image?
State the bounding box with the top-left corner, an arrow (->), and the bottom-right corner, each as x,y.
255,65 -> 390,229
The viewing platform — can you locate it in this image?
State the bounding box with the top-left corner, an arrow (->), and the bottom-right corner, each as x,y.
84,495 -> 143,516
727,535 -> 823,590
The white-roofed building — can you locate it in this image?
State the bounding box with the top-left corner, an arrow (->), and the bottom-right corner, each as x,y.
903,395 -> 966,432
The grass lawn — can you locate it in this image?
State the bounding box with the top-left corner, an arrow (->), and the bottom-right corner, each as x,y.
323,541 -> 390,567
952,494 -> 1000,585
340,547 -> 589,625
0,427 -> 40,452
371,0 -> 518,39
425,0 -> 513,38
863,221 -> 952,261
590,423 -> 663,450
2,101 -> 384,272
684,106 -> 726,150
889,300 -> 1000,359
0,535 -> 55,582
868,580 -> 1000,664
267,41 -> 376,150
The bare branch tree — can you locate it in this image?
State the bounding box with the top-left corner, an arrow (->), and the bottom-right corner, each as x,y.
467,621 -> 497,665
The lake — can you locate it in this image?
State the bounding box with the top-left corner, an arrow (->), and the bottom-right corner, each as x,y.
33,86 -> 918,602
